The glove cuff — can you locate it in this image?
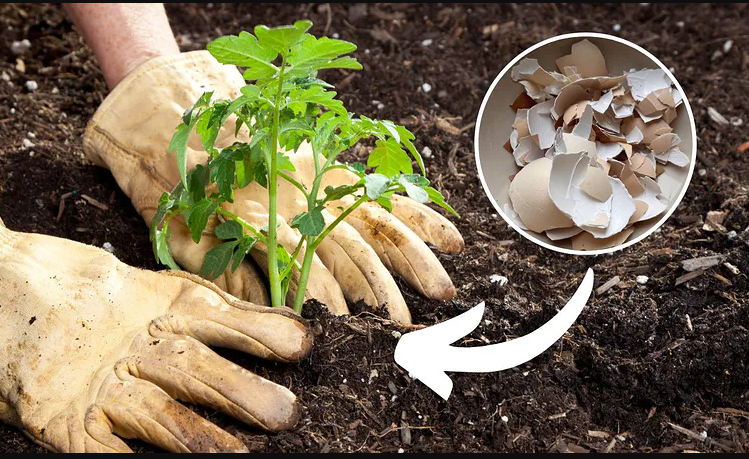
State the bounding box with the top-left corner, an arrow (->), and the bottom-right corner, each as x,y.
0,222 -> 20,261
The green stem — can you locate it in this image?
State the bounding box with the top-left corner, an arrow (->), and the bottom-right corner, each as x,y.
278,171 -> 309,198
266,57 -> 287,308
282,235 -> 306,280
310,195 -> 367,254
293,244 -> 315,314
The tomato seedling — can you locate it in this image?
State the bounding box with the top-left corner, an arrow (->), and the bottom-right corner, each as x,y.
151,20 -> 456,313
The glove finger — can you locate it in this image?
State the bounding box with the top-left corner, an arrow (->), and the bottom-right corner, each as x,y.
153,275 -> 314,362
224,199 -> 349,315
389,194 -> 465,253
329,200 -> 457,301
314,214 -> 412,324
142,208 -> 270,305
124,337 -> 300,431
81,406 -> 134,453
98,374 -> 247,453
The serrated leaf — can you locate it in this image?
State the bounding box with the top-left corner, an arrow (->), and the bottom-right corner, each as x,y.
425,186 -> 458,217
287,35 -> 359,77
348,162 -> 366,175
201,241 -> 239,280
396,125 -> 425,175
400,173 -> 430,187
323,184 -> 360,203
231,235 -> 258,272
237,144 -> 268,188
169,123 -> 193,189
254,20 -> 312,55
364,174 -> 391,200
187,164 -> 210,204
367,138 -> 413,178
399,176 -> 429,204
375,195 -> 393,212
154,228 -> 180,271
277,152 -> 296,172
207,32 -> 278,80
215,220 -> 244,241
186,199 -> 218,243
290,208 -> 325,236
285,86 -> 346,116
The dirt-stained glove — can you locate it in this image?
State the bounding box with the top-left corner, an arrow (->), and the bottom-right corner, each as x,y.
83,51 -> 464,324
0,219 -> 312,453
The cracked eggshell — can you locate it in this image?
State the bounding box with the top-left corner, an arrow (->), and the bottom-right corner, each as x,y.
572,226 -> 634,251
546,226 -> 584,241
581,177 -> 636,239
636,177 -> 669,221
528,100 -> 557,149
475,33 -> 695,254
508,157 -> 574,233
626,68 -> 673,101
556,39 -> 609,78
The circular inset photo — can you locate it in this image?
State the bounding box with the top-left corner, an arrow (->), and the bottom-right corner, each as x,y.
475,33 -> 696,255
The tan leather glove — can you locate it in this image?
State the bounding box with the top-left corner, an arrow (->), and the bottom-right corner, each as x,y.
0,220 -> 312,453
83,51 -> 464,324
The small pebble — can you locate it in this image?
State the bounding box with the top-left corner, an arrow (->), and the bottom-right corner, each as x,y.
51,87 -> 59,94
398,448 -> 405,454
700,431 -> 708,439
0,72 -> 9,82
28,151 -> 35,157
391,330 -> 402,339
22,138 -> 35,149
676,21 -> 685,28
421,146 -> 433,159
489,274 -> 508,286
377,102 -> 385,110
612,24 -> 621,32
331,33 -> 339,39
25,80 -> 38,92
421,83 -> 432,93
10,108 -> 15,114
103,242 -> 115,253
730,117 -> 743,127
11,39 -> 31,56
437,89 -> 448,99
711,50 -> 723,61
28,132 -> 35,138
697,169 -> 707,177
727,230 -> 738,239
636,275 -> 649,285
723,40 -> 734,54
342,379 -> 347,384
617,435 -> 626,442
501,416 -> 509,423
421,38 -> 433,47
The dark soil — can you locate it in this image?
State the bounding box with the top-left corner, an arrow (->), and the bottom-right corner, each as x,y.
2,3 -> 749,453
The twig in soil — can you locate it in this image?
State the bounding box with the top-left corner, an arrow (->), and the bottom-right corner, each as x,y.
378,424 -> 435,438
675,269 -> 707,286
596,276 -> 620,295
57,191 -> 74,222
447,143 -> 461,177
80,194 -> 109,211
667,422 -> 734,452
603,438 -> 617,453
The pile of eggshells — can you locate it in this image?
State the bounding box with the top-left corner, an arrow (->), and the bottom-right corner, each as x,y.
503,39 -> 689,251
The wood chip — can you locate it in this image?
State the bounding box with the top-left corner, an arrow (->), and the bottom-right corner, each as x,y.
676,269 -> 706,286
588,430 -> 610,439
603,438 -> 617,453
681,255 -> 725,272
81,194 -> 109,211
435,117 -> 461,136
596,276 -> 621,295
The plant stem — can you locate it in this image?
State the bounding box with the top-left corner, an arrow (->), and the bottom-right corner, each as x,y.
293,243 -> 315,314
266,57 -> 287,308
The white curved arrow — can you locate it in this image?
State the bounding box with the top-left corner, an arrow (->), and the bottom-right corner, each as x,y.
394,268 -> 594,400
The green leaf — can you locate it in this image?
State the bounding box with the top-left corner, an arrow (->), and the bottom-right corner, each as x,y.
400,174 -> 430,187
396,125 -> 425,175
211,148 -> 242,202
399,176 -> 429,204
425,186 -> 458,217
186,199 -> 218,243
375,195 -> 393,212
315,56 -> 362,71
290,208 -> 325,236
182,91 -> 213,125
287,35 -> 359,77
364,174 -> 391,200
207,32 -> 278,80
285,86 -> 346,116
201,241 -> 239,280
215,220 -> 244,241
231,235 -> 258,272
154,228 -> 180,271
277,152 -> 296,172
187,165 -> 210,204
169,123 -> 193,189
237,144 -> 268,188
254,20 -> 312,55
323,183 -> 361,203
367,138 -> 413,178
348,162 -> 366,175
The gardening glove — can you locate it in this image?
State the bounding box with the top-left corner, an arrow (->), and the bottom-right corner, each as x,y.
0,219 -> 313,453
83,51 -> 464,324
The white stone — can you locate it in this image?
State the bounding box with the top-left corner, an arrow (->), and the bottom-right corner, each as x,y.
421,83 -> 432,93
421,146 -> 433,158
25,80 -> 38,92
636,275 -> 649,285
103,242 -> 115,253
490,274 -> 508,286
421,38 -> 433,47
11,39 -> 30,56
612,24 -> 621,32
501,416 -> 509,423
22,138 -> 35,149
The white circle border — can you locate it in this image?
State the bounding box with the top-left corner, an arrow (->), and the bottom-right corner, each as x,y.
474,32 -> 698,256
